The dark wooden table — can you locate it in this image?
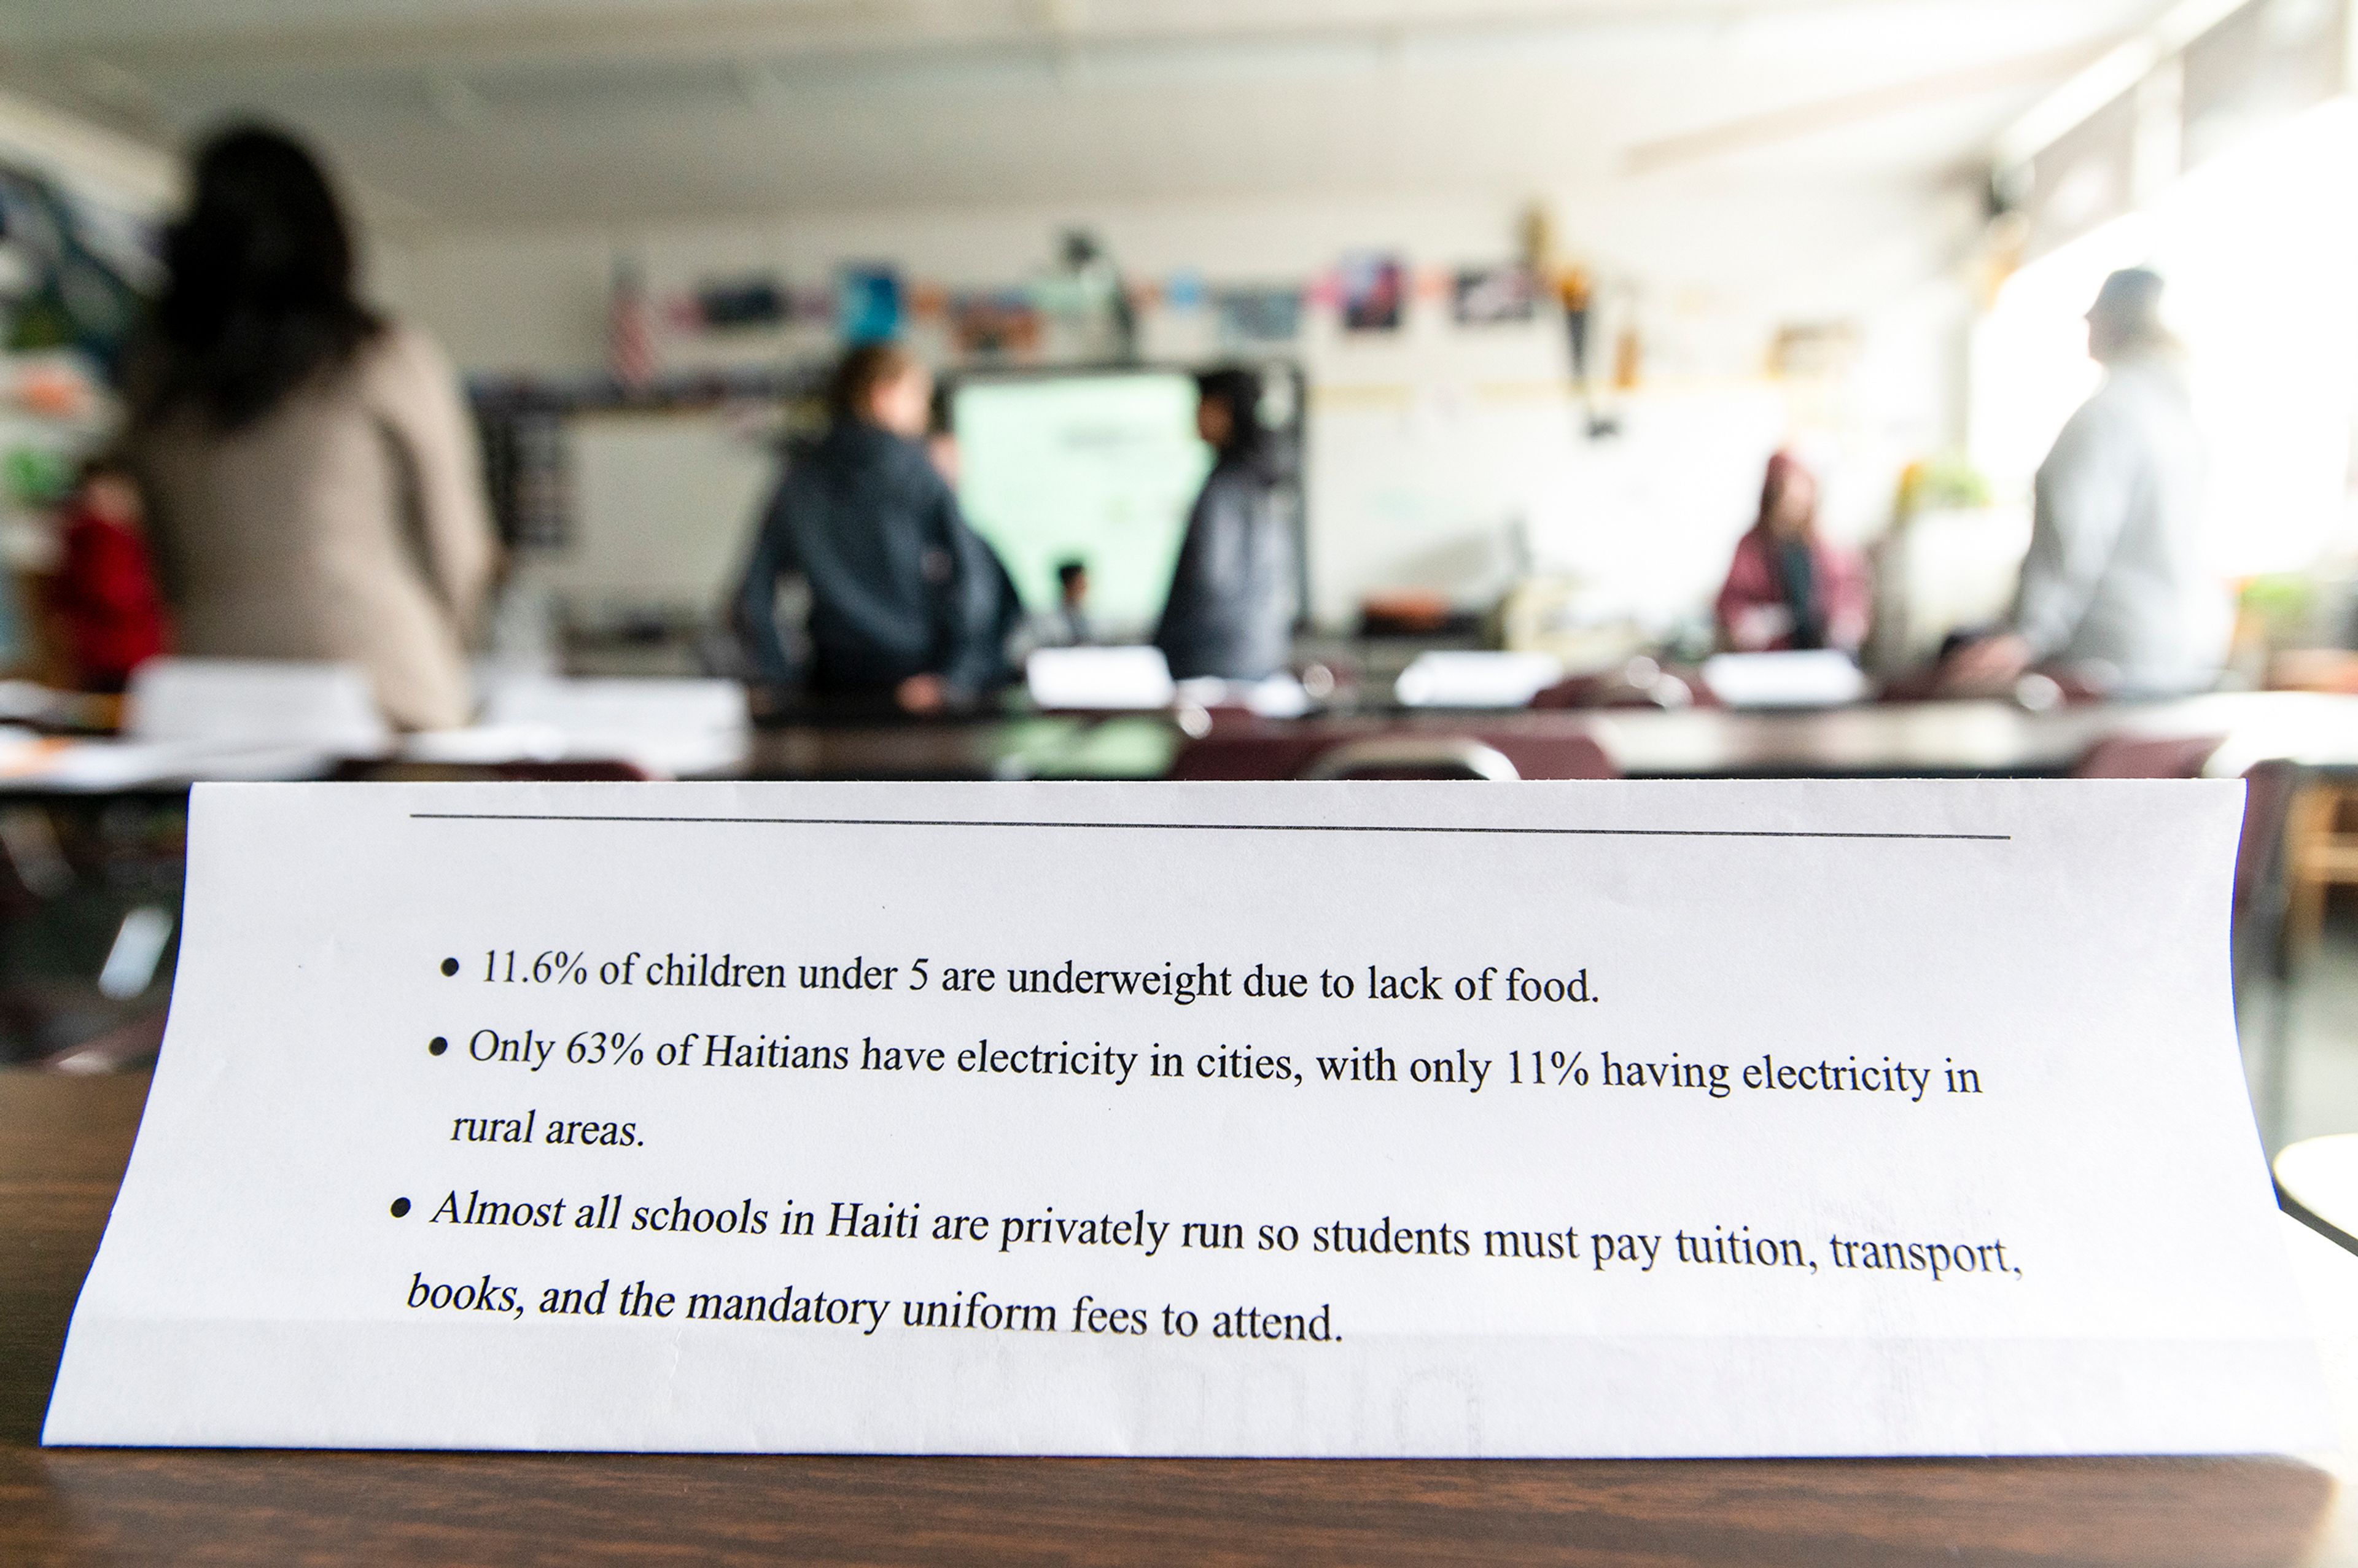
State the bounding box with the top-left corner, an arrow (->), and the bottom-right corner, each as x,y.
721,692 -> 2358,785
3,1071 -> 2351,1566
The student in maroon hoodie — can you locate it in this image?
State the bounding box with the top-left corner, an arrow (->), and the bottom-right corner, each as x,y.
50,456 -> 168,692
1713,449 -> 1869,655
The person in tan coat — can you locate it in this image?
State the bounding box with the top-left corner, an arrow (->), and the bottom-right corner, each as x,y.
123,125 -> 495,731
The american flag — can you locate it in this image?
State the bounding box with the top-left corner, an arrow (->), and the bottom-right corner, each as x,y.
607,257 -> 656,389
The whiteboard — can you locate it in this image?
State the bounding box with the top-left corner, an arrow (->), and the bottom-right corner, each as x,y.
539,409 -> 776,623
954,371 -> 1212,637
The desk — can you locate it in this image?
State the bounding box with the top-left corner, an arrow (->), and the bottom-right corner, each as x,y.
3,1073 -> 2349,1566
735,692 -> 2358,783
745,715 -> 1181,782
0,690 -> 2348,789
1395,692 -> 2358,780
2280,1136 -> 2358,1255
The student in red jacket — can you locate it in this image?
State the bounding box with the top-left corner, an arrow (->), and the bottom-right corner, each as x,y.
1713,450 -> 1869,654
50,457 -> 167,691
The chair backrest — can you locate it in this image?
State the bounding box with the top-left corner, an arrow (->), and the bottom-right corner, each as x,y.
488,759 -> 658,782
1299,737 -> 1521,781
1482,732 -> 1619,779
1304,730 -> 1619,781
125,658 -> 390,755
1172,720 -> 1621,782
2235,758 -> 2297,918
38,1007 -> 168,1074
1169,721 -> 1344,781
1530,663 -> 1707,710
2070,733 -> 2225,779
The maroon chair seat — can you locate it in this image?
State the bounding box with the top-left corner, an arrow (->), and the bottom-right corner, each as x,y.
1172,718 -> 1617,782
1168,721 -> 1348,782
2070,733 -> 2225,779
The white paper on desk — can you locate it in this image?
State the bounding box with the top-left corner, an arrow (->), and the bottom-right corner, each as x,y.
44,780 -> 2328,1457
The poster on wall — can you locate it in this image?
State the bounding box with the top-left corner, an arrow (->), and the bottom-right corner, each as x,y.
837,264 -> 903,343
950,290 -> 1043,358
1213,285 -> 1304,344
1337,252 -> 1406,333
683,274 -> 788,332
1452,264 -> 1538,325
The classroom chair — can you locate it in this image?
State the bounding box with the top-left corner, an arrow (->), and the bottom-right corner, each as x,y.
2286,779 -> 2358,956
2068,732 -> 2224,779
37,1007 -> 168,1074
1529,662 -> 1711,710
1165,720 -> 1337,781
2234,761 -> 2300,1143
1169,717 -> 1617,781
1298,737 -> 1522,780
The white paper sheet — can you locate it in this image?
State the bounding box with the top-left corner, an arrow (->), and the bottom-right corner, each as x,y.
126,657 -> 391,754
1393,651 -> 1564,708
43,779 -> 2327,1456
1026,646 -> 1176,711
1698,650 -> 1871,709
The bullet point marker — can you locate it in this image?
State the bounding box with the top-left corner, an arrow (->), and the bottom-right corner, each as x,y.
440,958 -> 459,976
390,1198 -> 411,1218
429,1036 -> 448,1055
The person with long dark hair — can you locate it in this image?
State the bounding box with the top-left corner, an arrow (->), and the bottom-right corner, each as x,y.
1713,450 -> 1869,654
123,124 -> 494,729
1153,365 -> 1294,681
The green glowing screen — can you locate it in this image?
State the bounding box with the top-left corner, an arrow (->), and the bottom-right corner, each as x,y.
952,371 -> 1212,636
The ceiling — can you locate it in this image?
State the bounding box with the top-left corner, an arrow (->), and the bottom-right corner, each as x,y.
0,0 -> 2182,228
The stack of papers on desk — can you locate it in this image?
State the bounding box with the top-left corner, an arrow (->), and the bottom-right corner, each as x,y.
0,657 -> 392,787
0,728 -> 340,791
0,668 -> 756,788
127,658 -> 392,754
0,658 -> 394,790
1027,648 -> 1314,718
406,675 -> 752,778
1699,650 -> 1870,709
1394,650 -> 1563,708
1026,646 -> 1176,711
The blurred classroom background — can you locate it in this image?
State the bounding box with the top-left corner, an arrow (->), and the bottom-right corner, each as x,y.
0,0 -> 2352,1151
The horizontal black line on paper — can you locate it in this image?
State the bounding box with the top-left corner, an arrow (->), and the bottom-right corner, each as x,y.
407,813 -> 2009,843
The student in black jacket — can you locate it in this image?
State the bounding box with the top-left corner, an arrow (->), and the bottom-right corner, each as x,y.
1153,365 -> 1295,681
736,344 -> 1006,712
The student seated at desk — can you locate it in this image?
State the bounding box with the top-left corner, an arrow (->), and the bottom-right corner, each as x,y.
736,344 -> 1008,714
1713,450 -> 1867,654
1154,366 -> 1294,681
